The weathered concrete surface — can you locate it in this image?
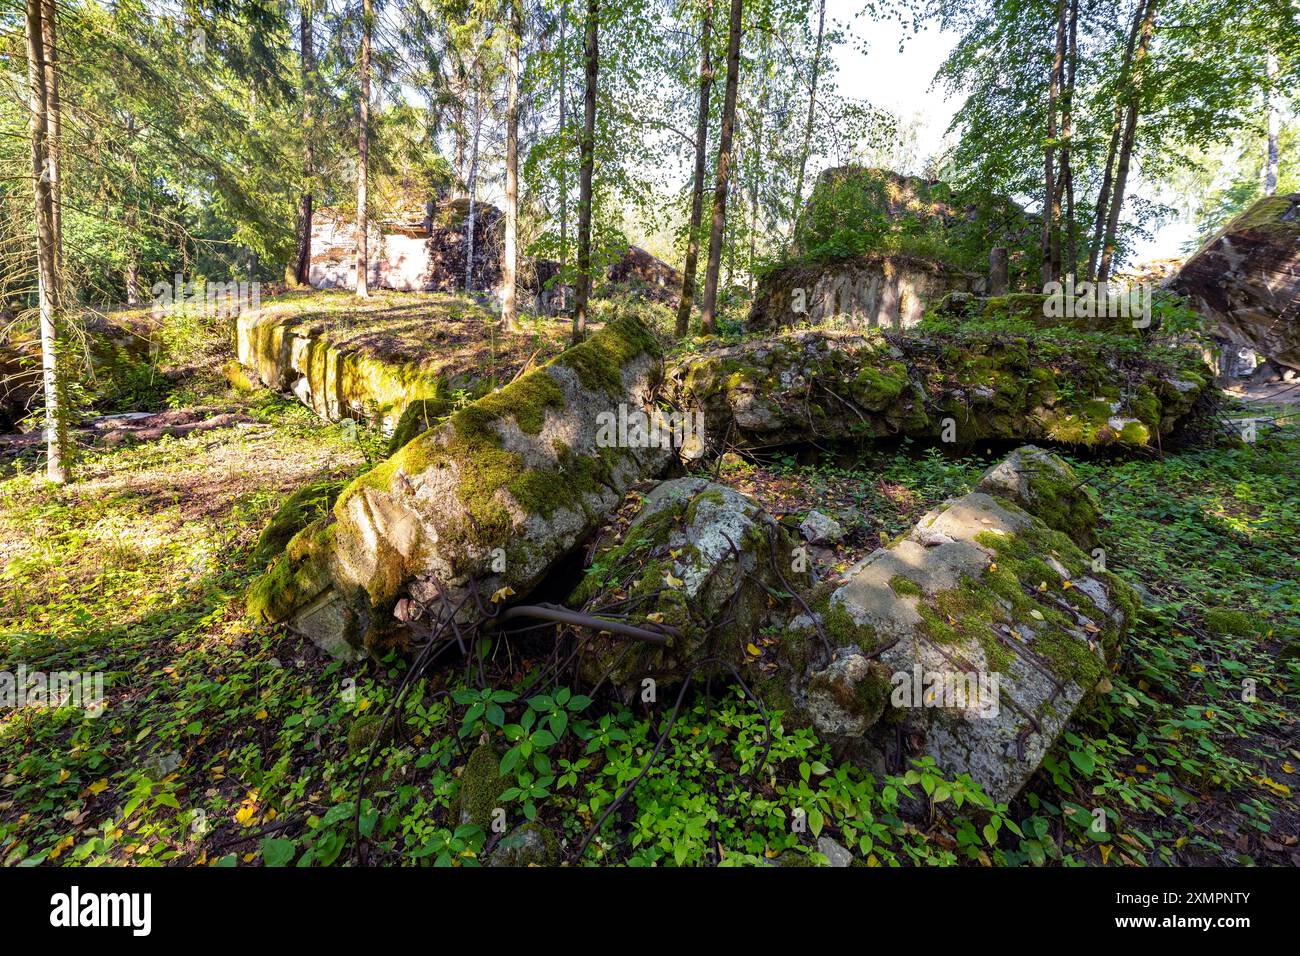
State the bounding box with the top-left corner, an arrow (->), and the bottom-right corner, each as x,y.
235,294 -> 515,432
606,245 -> 682,306
666,328 -> 1212,450
1170,193 -> 1300,371
247,315 -> 672,660
748,255 -> 982,332
308,200 -> 507,294
816,447 -> 1137,803
569,477 -> 810,690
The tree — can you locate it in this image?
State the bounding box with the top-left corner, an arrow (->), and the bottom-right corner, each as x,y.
291,0 -> 316,286
787,0 -> 825,250
25,0 -> 68,482
1095,0 -> 1157,282
503,0 -> 523,330
698,0 -> 742,334
675,0 -> 714,337
356,0 -> 374,298
1263,51 -> 1278,196
572,0 -> 599,345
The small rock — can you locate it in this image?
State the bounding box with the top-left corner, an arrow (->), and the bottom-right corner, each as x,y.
489,822 -> 557,867
800,510 -> 845,544
916,528 -> 954,548
816,836 -> 853,867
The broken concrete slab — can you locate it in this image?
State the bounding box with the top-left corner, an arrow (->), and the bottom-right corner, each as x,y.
974,445 -> 1101,551
666,327 -> 1212,451
246,313 -> 672,660
813,446 -> 1138,803
234,292 -> 562,433
569,476 -> 809,690
1170,193 -> 1300,371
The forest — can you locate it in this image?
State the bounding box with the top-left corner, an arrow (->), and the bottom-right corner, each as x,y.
0,0 -> 1297,883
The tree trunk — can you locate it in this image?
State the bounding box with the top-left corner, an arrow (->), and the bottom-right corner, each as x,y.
989,247 -> 1009,296
503,0 -> 522,330
355,0 -> 372,298
1061,0 -> 1078,275
126,260 -> 140,306
292,0 -> 315,286
1263,52 -> 1279,197
1086,0 -> 1143,281
26,0 -> 67,483
786,0 -> 825,249
1097,0 -> 1158,283
465,70 -> 482,292
1041,0 -> 1065,287
40,0 -> 59,275
699,0 -> 742,334
675,0 -> 713,338
558,0 -> 568,273
572,0 -> 598,346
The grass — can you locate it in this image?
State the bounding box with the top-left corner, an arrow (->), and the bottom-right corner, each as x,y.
0,292 -> 1296,867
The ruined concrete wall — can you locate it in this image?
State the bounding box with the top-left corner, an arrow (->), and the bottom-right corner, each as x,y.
235,309 -> 445,432
667,328 -> 1212,450
1169,193 -> 1300,371
307,200 -> 506,295
747,255 -> 983,332
246,314 -> 672,660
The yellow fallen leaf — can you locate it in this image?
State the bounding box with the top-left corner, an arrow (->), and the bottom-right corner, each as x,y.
49,835 -> 74,860
1062,580 -> 1074,590
87,778 -> 108,795
989,562 -> 998,572
645,612 -> 664,624
746,643 -> 762,658
255,708 -> 268,720
664,571 -> 684,588
357,698 -> 371,713
56,769 -> 70,784
669,549 -> 682,559
1037,581 -> 1048,592
1029,609 -> 1044,621
1098,844 -> 1112,865
490,586 -> 516,604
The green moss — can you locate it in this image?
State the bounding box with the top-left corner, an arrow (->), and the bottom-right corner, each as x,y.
1119,420 -> 1151,445
347,713 -> 392,755
889,575 -> 923,597
557,314 -> 660,397
246,518 -> 337,623
851,361 -> 908,410
387,395 -> 452,454
490,822 -> 558,867
1203,607 -> 1259,637
458,744 -> 507,830
222,360 -> 258,393
820,597 -> 878,652
253,477 -> 348,566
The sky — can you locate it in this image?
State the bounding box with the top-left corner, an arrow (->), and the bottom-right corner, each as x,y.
828,2 -> 1198,262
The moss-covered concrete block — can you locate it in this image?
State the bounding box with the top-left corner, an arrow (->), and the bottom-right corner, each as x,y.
569,477 -> 811,691
819,449 -> 1138,803
247,313 -> 671,659
666,327 -> 1212,451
